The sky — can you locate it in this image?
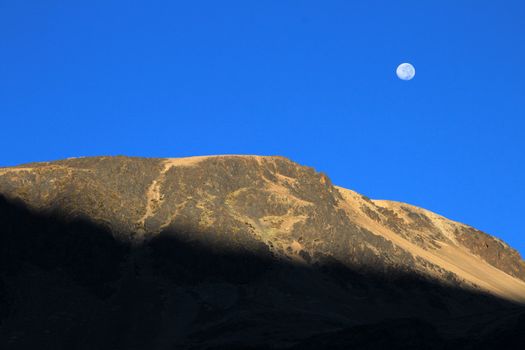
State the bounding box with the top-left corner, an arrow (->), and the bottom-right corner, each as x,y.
1,1 -> 524,254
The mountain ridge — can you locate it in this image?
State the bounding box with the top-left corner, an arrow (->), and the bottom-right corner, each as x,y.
1,155 -> 524,301
1,155 -> 524,348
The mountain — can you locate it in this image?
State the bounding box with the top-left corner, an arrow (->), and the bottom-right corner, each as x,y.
1,155 -> 524,349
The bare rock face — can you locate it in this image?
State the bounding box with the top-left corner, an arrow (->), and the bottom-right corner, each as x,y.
454,225 -> 525,280
0,155 -> 524,349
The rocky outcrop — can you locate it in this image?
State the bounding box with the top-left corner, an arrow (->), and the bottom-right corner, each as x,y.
454,225 -> 525,281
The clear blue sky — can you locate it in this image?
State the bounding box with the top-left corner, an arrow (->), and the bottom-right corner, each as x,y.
1,1 -> 524,254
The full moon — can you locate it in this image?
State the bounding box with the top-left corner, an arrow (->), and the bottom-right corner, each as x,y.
396,63 -> 416,80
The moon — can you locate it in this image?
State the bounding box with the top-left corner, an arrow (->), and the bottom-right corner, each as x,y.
396,63 -> 416,80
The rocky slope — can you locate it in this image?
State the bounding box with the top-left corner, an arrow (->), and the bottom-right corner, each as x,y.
0,155 -> 524,349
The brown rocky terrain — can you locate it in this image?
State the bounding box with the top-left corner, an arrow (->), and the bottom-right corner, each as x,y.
0,155 -> 524,349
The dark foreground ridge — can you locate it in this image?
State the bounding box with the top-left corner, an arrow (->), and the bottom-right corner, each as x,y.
1,156 -> 524,349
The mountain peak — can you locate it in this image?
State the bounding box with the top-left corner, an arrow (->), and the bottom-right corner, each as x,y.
1,155 -> 524,302
1,155 -> 525,348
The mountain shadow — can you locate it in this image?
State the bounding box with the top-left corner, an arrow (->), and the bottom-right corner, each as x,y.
0,194 -> 524,350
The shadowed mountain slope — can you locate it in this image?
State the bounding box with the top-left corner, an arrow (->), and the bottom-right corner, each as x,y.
0,155 -> 524,349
